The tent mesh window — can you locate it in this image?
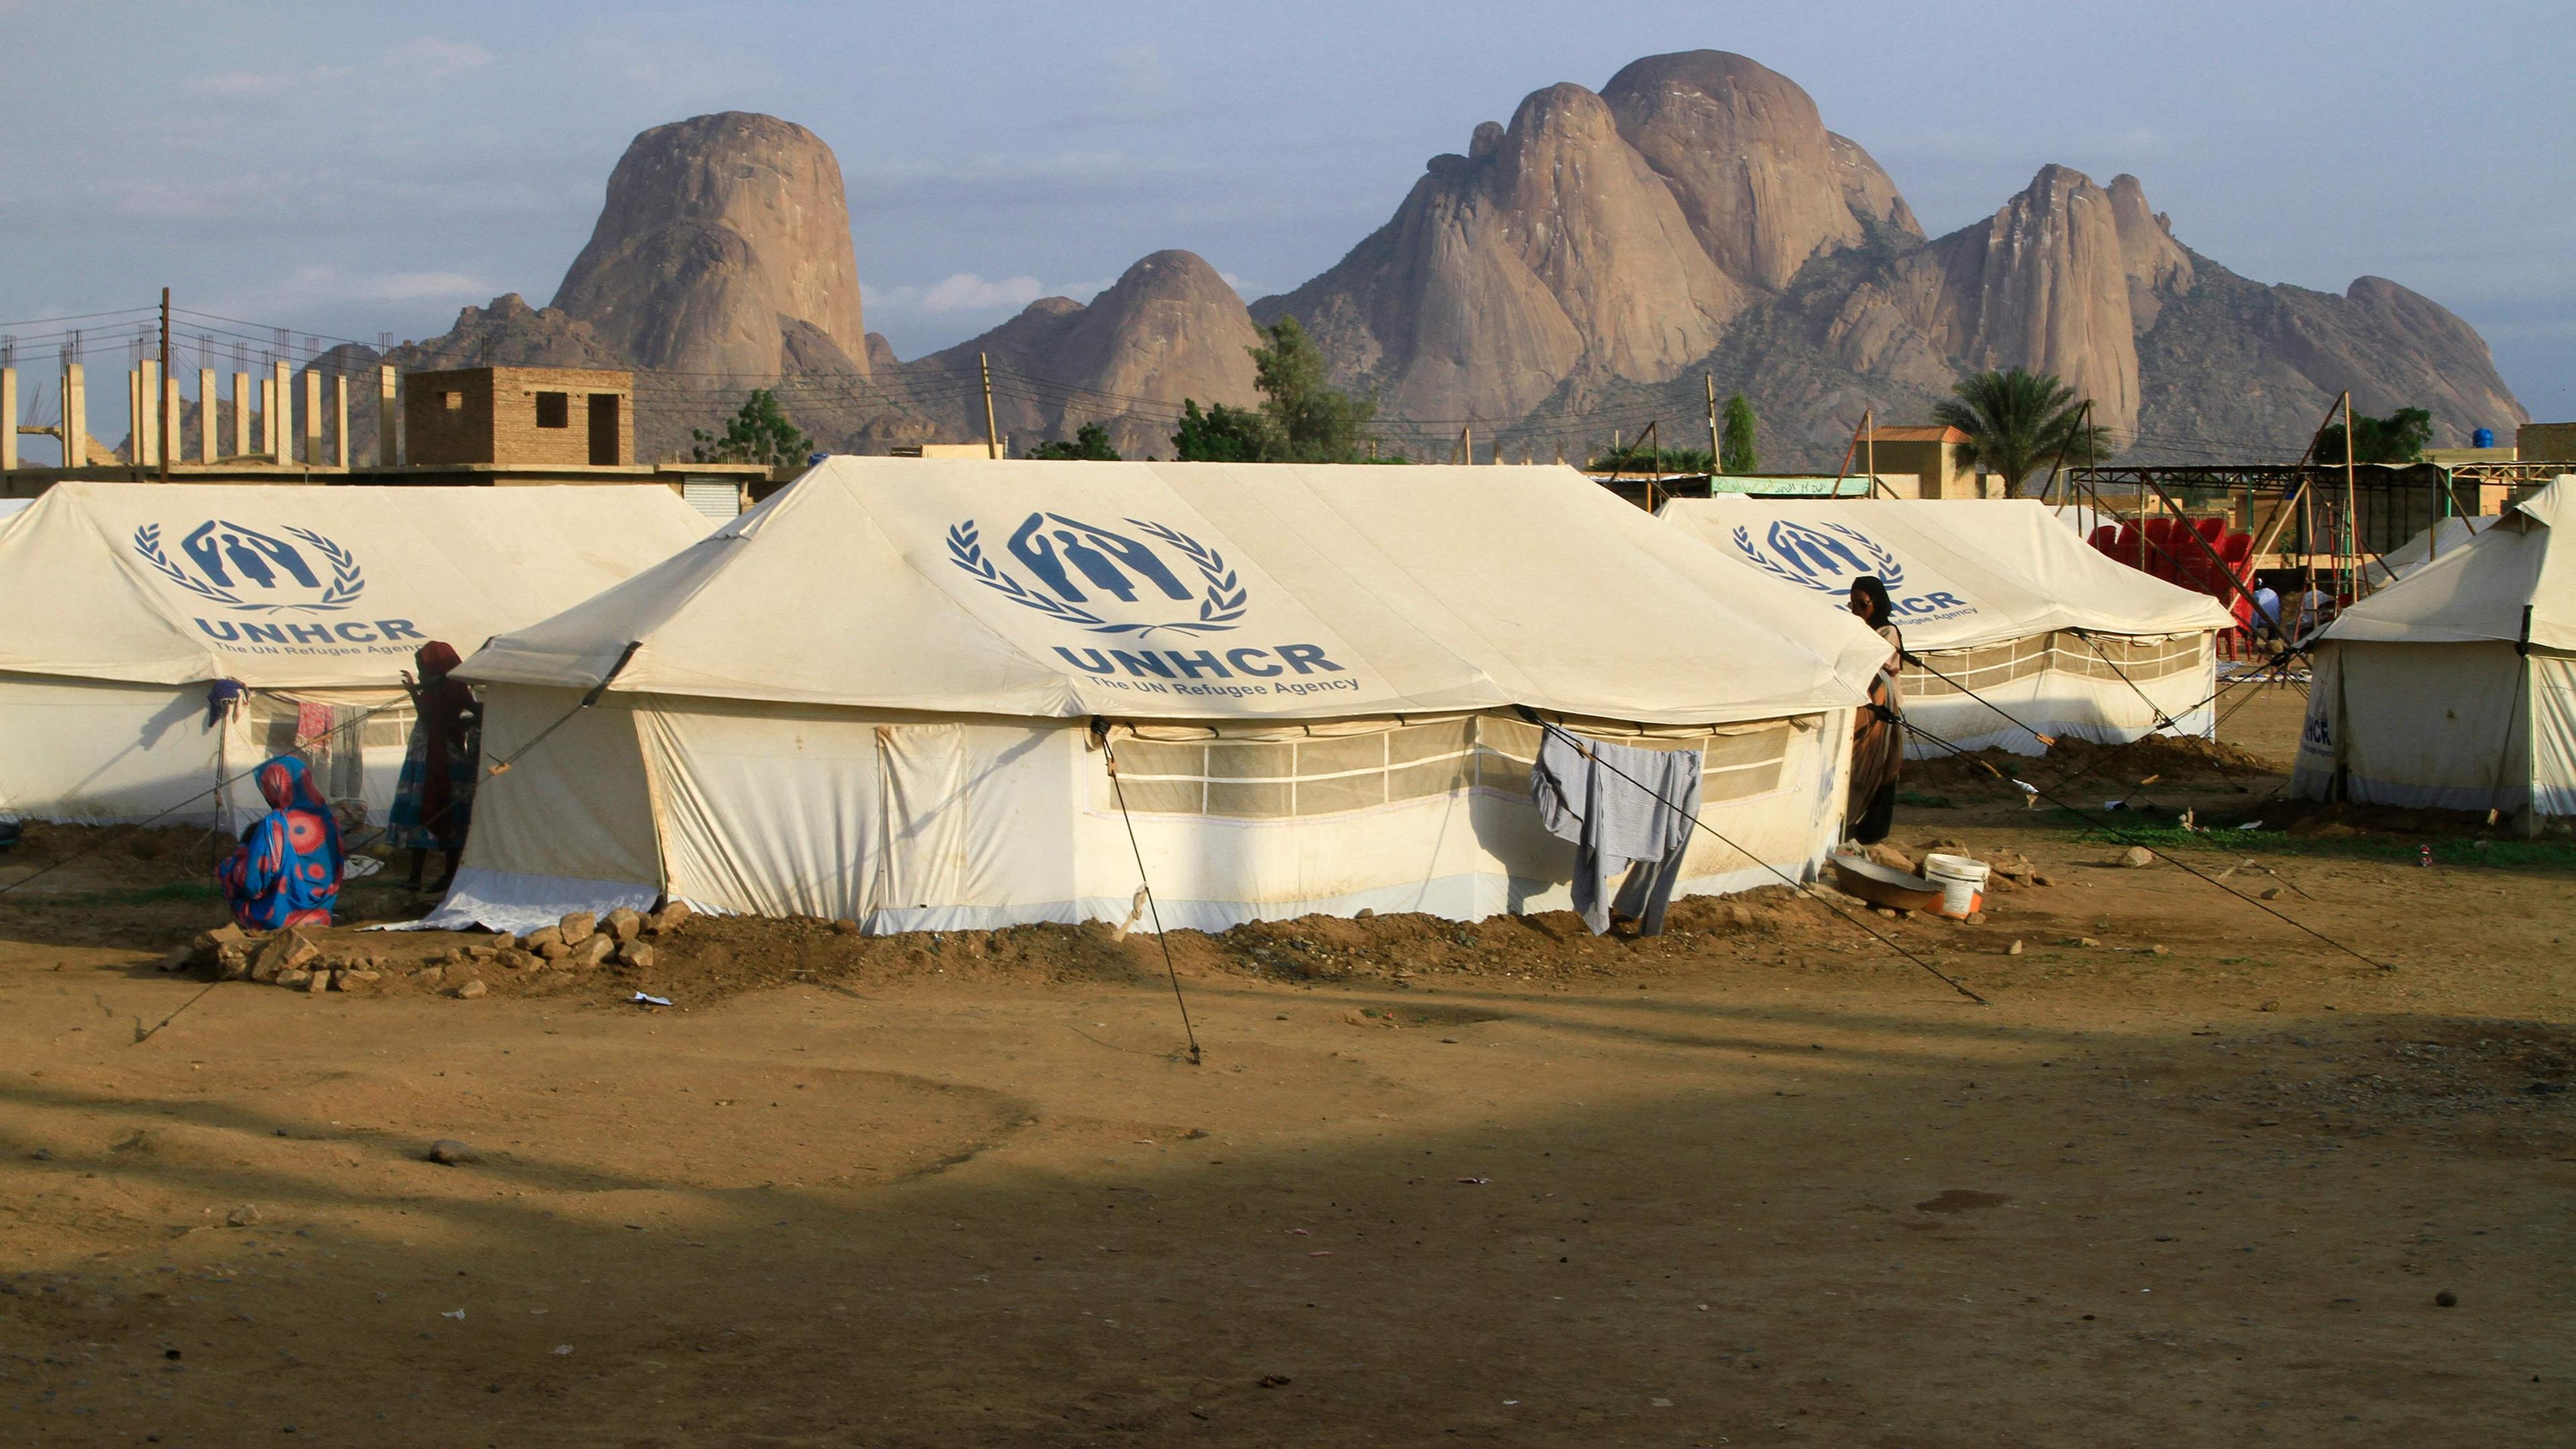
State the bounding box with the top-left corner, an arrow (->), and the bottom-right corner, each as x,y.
1106,715 -> 1792,820
1904,632 -> 2208,697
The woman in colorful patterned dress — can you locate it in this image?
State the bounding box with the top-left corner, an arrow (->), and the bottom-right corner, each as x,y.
218,754 -> 345,930
388,640 -> 481,895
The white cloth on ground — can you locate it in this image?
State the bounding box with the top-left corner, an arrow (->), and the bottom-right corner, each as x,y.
1529,729 -> 1703,936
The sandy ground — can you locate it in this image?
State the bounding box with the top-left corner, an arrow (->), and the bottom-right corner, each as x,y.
3,676 -> 2571,1447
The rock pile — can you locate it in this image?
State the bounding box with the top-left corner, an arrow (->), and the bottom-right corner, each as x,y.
184,900 -> 694,998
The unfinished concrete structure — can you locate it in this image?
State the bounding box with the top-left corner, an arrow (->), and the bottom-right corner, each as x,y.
403,366 -> 634,468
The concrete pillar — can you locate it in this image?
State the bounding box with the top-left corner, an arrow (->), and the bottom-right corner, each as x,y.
332,374 -> 349,468
378,364 -> 400,466
301,368 -> 321,466
198,368 -> 217,462
163,365 -> 181,469
1,367 -> 16,473
127,368 -> 142,465
270,360 -> 290,465
62,363 -> 86,467
231,372 -> 250,459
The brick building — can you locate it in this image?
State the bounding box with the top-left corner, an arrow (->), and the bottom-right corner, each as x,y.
403,366 -> 634,468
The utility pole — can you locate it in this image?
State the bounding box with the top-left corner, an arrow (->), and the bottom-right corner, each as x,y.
2340,390 -> 2358,608
1705,373 -> 1719,473
157,288 -> 172,482
1864,409 -> 1876,498
979,352 -> 999,459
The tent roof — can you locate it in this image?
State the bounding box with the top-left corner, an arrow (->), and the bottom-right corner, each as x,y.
2326,476 -> 2576,650
1656,496 -> 2233,651
460,458 -> 1891,727
0,482 -> 714,688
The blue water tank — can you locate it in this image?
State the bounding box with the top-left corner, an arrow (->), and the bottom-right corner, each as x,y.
2473,427 -> 2495,448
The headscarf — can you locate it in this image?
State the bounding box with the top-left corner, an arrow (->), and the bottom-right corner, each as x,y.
411,641 -> 475,835
219,753 -> 344,930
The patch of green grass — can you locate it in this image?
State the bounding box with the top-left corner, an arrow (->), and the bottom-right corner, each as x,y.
2065,817 -> 2576,869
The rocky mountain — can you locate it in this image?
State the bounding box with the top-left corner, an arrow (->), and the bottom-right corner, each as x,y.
386,63 -> 2522,467
551,112 -> 870,378
909,250 -> 1263,459
1261,52 -> 2522,460
1254,51 -> 1915,426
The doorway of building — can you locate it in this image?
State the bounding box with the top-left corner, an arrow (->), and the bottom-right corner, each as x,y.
587,394 -> 620,465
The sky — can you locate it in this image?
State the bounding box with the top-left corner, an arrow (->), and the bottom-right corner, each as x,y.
4,0 -> 2571,423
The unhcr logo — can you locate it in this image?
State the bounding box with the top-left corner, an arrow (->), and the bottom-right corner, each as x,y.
134,520 -> 366,613
1730,520 -> 1975,620
948,512 -> 1246,638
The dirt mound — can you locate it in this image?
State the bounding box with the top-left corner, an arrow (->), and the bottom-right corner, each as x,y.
402,888 -> 1862,1010
1909,734 -> 2281,797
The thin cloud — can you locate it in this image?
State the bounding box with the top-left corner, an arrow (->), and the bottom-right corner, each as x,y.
384,37 -> 493,83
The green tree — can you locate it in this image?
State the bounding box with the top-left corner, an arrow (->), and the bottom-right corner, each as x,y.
2315,406 -> 2433,465
1929,367 -> 2111,494
690,388 -> 812,466
1250,316 -> 1376,462
1169,398 -> 1272,462
1719,392 -> 1760,474
1024,422 -> 1121,461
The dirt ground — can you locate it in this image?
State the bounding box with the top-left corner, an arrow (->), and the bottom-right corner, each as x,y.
3,676 -> 2571,1447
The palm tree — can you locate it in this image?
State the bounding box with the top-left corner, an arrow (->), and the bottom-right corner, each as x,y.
1930,368 -> 2112,496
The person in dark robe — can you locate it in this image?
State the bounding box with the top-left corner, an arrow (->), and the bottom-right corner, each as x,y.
388,641 -> 480,894
1845,576 -> 1907,844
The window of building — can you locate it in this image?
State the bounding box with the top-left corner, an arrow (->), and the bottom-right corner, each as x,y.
441,391 -> 462,411
534,391 -> 570,429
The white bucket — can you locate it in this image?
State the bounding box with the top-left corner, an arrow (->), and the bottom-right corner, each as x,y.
1923,853 -> 1990,919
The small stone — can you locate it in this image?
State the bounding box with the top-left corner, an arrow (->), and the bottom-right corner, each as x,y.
2118,846 -> 2155,868
225,1205 -> 260,1228
564,935 -> 614,970
2149,944 -> 2170,957
426,1139 -> 480,1165
252,926 -> 322,975
2257,999 -> 2279,1012
452,979 -> 487,1000
306,968 -> 329,993
2031,873 -> 2057,888
1354,908 -> 1376,921
538,941 -> 571,962
557,912 -> 597,947
522,925 -> 564,953
2007,939 -> 2024,956
603,908 -> 645,943
2074,936 -> 2103,949
1725,904 -> 1754,928
831,918 -> 861,936
274,968 -> 314,989
217,945 -> 252,981
496,949 -> 539,973
416,964 -> 446,985
649,900 -> 694,934
618,943 -> 656,970
490,932 -> 519,951
2434,1289 -> 2458,1307
2260,886 -> 2284,900
1965,911 -> 1986,926
343,969 -> 382,986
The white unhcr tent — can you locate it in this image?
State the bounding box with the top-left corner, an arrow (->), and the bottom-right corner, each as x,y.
1658,497 -> 2234,756
2293,478 -> 2576,825
439,458 -> 1891,935
0,484 -> 713,828
2372,514 -> 2502,585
